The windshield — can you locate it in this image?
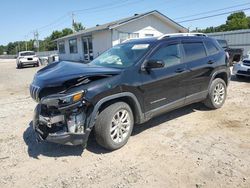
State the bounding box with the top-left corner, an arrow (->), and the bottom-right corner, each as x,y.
20,52 -> 35,56
89,43 -> 151,68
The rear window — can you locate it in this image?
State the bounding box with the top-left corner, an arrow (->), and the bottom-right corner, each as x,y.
204,40 -> 219,55
20,52 -> 35,56
183,42 -> 207,62
217,40 -> 228,49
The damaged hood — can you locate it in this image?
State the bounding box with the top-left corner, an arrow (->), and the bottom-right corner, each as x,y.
33,61 -> 122,87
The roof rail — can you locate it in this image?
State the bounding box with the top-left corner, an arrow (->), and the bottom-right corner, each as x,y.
158,33 -> 207,40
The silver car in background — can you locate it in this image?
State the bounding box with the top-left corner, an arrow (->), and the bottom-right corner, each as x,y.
16,51 -> 39,69
233,59 -> 250,78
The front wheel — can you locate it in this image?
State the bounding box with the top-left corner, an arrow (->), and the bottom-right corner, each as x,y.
17,63 -> 22,69
204,78 -> 227,109
94,102 -> 134,150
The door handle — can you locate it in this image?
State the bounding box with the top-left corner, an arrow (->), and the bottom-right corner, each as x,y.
207,60 -> 215,64
175,68 -> 185,73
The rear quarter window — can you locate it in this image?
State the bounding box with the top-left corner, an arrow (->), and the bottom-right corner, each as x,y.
183,42 -> 207,62
204,40 -> 219,55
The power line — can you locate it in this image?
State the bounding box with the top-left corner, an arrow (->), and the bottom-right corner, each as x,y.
175,2 -> 250,20
74,0 -> 145,15
178,7 -> 250,23
72,0 -> 130,13
36,0 -> 131,32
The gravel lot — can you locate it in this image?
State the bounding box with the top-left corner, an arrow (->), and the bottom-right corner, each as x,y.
0,59 -> 250,188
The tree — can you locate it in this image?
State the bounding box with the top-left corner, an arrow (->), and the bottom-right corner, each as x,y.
0,45 -> 5,55
43,28 -> 73,51
197,11 -> 250,33
226,12 -> 249,31
73,22 -> 85,32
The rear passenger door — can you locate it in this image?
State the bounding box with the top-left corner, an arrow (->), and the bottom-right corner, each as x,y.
181,39 -> 215,102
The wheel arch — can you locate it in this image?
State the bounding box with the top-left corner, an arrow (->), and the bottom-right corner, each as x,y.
210,70 -> 230,86
87,92 -> 145,128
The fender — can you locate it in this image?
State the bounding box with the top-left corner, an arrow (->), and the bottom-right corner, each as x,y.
208,68 -> 230,88
87,92 -> 145,128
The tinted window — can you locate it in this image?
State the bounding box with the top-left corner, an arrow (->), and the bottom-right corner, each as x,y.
150,44 -> 181,67
58,41 -> 65,54
69,38 -> 78,54
183,42 -> 207,62
20,52 -> 35,56
217,40 -> 228,49
204,40 -> 219,55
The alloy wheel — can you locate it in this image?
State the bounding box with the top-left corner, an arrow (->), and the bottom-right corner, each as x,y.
213,82 -> 225,105
110,109 -> 131,144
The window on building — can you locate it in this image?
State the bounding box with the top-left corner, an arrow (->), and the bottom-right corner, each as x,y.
145,34 -> 154,37
119,32 -> 139,43
58,41 -> 65,54
69,38 -> 78,54
204,40 -> 219,55
149,44 -> 181,67
183,42 -> 207,62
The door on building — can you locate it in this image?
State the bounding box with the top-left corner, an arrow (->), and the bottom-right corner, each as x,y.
82,37 -> 93,61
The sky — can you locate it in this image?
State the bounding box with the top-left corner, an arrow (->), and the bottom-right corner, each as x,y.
0,0 -> 250,45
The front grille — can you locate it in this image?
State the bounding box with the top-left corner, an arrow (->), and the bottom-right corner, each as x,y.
28,58 -> 33,60
238,70 -> 250,75
30,84 -> 40,102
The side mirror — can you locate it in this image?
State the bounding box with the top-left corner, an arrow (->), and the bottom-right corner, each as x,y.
144,59 -> 164,70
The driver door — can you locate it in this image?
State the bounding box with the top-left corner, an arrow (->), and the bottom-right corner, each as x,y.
139,41 -> 189,117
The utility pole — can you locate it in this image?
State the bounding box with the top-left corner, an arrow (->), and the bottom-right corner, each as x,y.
34,30 -> 39,52
72,12 -> 75,32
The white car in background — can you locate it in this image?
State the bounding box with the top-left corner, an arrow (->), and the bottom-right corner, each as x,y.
16,51 -> 39,69
233,59 -> 250,78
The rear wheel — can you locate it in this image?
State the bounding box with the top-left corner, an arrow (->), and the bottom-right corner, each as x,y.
94,102 -> 134,150
204,78 -> 227,109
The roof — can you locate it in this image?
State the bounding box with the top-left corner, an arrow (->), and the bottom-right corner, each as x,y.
207,29 -> 250,36
56,10 -> 187,41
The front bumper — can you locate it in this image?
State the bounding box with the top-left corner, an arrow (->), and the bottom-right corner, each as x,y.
33,104 -> 91,146
233,64 -> 250,77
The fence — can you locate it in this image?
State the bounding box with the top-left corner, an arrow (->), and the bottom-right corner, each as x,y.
0,50 -> 58,59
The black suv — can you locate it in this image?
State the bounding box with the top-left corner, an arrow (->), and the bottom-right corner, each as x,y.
30,34 -> 230,150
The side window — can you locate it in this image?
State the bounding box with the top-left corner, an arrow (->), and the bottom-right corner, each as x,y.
150,44 -> 181,67
204,40 -> 219,55
69,38 -> 78,54
183,42 -> 207,62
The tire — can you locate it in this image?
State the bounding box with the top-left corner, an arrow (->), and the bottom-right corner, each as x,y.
204,78 -> 227,109
18,63 -> 22,69
94,102 -> 134,150
36,61 -> 39,67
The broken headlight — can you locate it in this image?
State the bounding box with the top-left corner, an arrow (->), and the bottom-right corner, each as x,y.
41,90 -> 85,108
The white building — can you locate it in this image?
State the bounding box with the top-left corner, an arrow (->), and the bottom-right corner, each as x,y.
56,10 -> 188,62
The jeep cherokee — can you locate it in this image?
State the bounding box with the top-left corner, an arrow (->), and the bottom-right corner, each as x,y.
30,33 -> 231,150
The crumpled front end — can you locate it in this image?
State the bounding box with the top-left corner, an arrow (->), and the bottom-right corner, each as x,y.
32,91 -> 92,146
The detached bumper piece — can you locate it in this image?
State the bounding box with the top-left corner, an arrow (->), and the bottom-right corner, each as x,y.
33,104 -> 91,146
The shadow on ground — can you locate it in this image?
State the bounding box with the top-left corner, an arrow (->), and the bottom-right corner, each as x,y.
23,103 -> 207,158
23,122 -> 85,159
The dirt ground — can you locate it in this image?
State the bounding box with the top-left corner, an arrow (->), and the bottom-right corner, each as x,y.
0,59 -> 250,188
